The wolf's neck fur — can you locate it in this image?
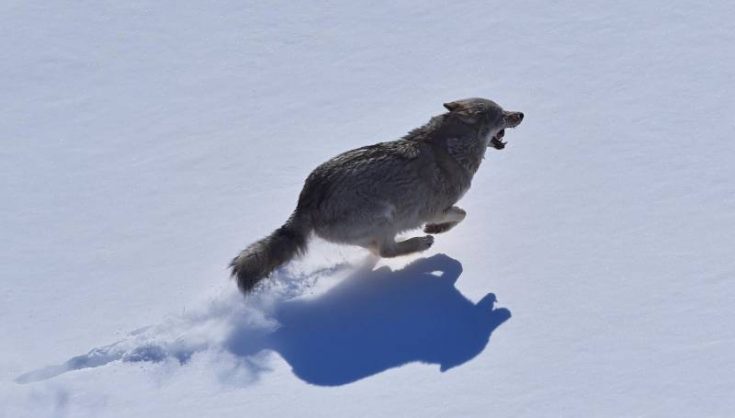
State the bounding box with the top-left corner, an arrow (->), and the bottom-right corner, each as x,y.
403,114 -> 489,175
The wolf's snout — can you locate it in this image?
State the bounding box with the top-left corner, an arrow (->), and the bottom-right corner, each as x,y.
505,111 -> 524,128
491,110 -> 524,150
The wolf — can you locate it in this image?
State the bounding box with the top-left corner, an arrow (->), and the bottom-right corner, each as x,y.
230,98 -> 524,294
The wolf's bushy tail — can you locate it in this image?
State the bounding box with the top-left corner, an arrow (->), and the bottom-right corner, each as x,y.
230,213 -> 310,294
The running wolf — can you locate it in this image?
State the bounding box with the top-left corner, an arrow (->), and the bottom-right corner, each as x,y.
231,98 -> 524,293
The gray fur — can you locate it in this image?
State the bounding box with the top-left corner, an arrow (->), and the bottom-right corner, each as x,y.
230,98 -> 523,294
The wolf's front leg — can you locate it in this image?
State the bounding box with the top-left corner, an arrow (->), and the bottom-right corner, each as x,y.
424,206 -> 466,234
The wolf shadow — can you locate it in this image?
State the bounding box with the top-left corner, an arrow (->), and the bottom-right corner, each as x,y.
226,253 -> 511,386
16,254 -> 510,387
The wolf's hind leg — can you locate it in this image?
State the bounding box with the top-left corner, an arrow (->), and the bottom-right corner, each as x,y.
424,206 -> 466,234
377,235 -> 434,258
424,222 -> 457,234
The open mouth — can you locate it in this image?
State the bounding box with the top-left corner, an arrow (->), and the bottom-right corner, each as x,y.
490,129 -> 506,150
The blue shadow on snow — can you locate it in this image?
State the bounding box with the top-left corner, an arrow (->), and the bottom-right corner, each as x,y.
226,253 -> 511,386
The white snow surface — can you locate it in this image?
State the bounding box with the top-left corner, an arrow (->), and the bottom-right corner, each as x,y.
2,1 -> 735,417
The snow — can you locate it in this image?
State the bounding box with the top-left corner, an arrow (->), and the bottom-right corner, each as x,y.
2,1 -> 734,416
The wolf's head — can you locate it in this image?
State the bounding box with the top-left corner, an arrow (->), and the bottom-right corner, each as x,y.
443,98 -> 524,150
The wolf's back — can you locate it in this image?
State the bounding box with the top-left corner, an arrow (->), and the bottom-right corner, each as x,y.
295,141 -> 428,210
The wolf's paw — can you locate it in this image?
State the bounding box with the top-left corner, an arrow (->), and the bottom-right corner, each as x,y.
417,235 -> 434,251
424,222 -> 455,234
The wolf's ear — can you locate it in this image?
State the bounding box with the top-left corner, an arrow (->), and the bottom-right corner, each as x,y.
444,100 -> 478,124
443,101 -> 464,112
